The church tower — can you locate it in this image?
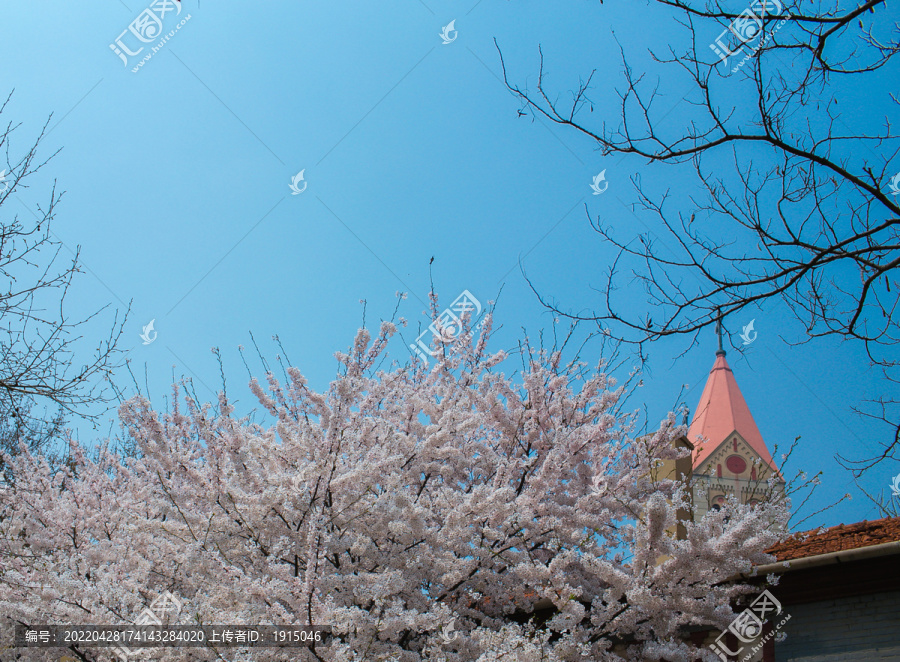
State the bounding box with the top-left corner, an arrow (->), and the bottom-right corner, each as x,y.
688,330 -> 784,521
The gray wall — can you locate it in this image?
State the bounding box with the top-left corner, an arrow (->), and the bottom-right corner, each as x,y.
775,590 -> 900,661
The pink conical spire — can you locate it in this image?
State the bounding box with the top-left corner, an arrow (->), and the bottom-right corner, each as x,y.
688,351 -> 779,473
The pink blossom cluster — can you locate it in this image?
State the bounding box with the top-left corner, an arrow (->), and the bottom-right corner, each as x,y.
0,321 -> 787,661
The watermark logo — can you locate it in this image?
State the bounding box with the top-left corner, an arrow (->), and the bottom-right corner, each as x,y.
289,169 -> 308,195
888,172 -> 900,196
111,590 -> 183,662
140,319 -> 158,345
291,473 -> 304,492
0,170 -> 8,194
890,472 -> 900,497
731,8 -> 765,43
709,589 -> 789,662
410,290 -> 482,363
739,319 -> 757,345
440,20 -> 458,44
440,618 -> 459,644
590,169 -> 609,195
710,0 -> 785,71
110,0 -> 192,73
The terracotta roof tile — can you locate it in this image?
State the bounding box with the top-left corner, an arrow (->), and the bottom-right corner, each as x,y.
766,516 -> 900,561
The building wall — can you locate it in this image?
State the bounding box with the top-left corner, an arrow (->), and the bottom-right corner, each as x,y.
774,590 -> 900,661
692,431 -> 782,522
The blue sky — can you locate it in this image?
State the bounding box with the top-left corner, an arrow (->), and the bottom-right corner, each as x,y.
1,0 -> 896,530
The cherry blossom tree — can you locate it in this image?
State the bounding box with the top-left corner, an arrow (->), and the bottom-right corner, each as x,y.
0,318 -> 788,661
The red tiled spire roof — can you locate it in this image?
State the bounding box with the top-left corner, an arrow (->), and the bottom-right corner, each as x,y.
688,351 -> 778,472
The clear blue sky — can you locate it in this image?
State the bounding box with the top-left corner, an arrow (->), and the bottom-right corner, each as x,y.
1,0 -> 895,530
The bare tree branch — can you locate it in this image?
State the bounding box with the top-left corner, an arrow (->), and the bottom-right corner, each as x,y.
498,1 -> 900,472
0,92 -> 127,473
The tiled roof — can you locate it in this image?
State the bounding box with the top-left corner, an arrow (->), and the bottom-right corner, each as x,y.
688,352 -> 779,473
767,516 -> 900,561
